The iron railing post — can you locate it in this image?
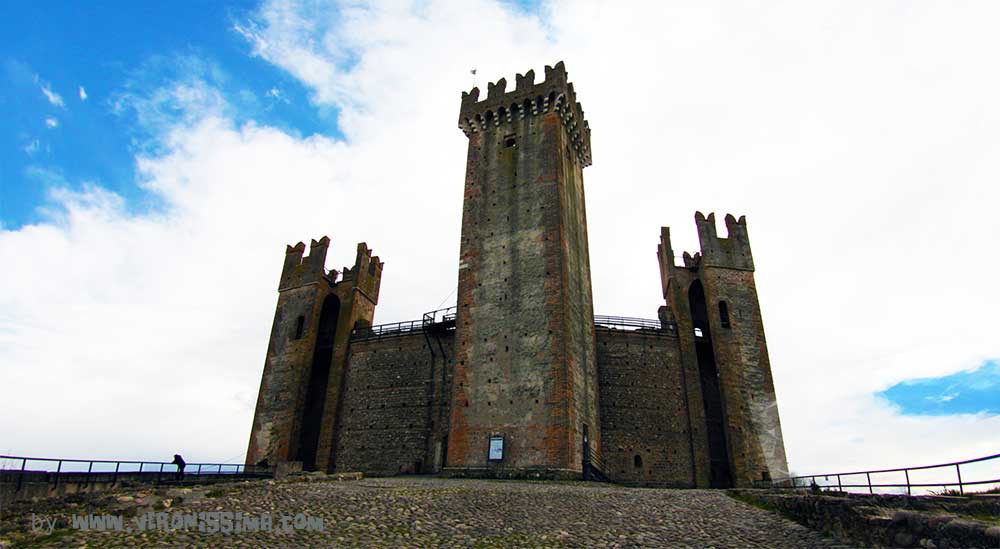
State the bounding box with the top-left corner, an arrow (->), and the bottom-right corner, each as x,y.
15,458 -> 26,492
113,462 -> 120,485
197,464 -> 202,475
85,461 -> 93,488
837,474 -> 842,492
956,464 -> 963,495
54,460 -> 63,489
158,463 -> 163,484
866,472 -> 873,494
904,469 -> 911,496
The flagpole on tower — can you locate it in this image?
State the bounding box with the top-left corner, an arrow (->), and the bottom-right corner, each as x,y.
471,68 -> 477,88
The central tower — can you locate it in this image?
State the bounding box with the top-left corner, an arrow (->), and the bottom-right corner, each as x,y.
446,62 -> 599,477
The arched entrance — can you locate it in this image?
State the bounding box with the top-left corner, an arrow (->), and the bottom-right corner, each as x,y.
299,293 -> 340,471
688,280 -> 733,488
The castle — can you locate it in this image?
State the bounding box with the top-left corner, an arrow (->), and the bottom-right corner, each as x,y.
246,62 -> 789,487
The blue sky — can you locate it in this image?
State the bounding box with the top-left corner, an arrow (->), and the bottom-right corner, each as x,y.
878,360 -> 1000,416
0,1 -> 339,228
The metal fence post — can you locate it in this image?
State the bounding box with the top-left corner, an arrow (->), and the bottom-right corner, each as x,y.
904,469 -> 911,496
113,462 -> 120,485
16,458 -> 26,492
956,464 -> 963,495
54,460 -> 63,489
157,463 -> 163,484
837,474 -> 842,492
85,461 -> 93,488
866,472 -> 873,494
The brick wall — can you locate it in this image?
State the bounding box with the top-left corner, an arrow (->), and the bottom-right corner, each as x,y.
334,331 -> 454,475
596,329 -> 696,486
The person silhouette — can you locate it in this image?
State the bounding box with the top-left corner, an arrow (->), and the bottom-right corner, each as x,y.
171,454 -> 186,481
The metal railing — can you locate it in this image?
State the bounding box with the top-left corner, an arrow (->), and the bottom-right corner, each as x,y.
352,306 -> 459,341
353,312 -> 681,340
755,453 -> 1000,496
351,318 -> 425,340
594,315 -> 677,334
582,444 -> 611,483
422,306 -> 457,326
1,455 -> 270,492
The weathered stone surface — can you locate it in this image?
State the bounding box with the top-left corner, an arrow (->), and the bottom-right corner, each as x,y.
732,489 -> 1000,549
334,332 -> 453,476
448,61 -> 599,476
597,329 -> 695,486
246,240 -> 383,471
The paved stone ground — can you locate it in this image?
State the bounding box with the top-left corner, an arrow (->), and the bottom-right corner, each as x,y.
2,477 -> 857,548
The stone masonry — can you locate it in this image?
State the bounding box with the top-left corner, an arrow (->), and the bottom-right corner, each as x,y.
246,62 -> 789,488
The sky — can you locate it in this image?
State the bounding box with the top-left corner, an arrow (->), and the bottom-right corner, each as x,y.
1,0 -> 997,477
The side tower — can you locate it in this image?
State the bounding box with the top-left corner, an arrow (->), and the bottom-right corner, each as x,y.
246,238 -> 383,472
657,213 -> 788,487
446,62 -> 599,477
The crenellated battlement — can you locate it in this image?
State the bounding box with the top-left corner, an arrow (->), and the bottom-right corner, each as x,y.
280,236 -> 334,291
658,212 -> 755,290
694,212 -> 754,271
341,242 -> 383,304
458,61 -> 592,167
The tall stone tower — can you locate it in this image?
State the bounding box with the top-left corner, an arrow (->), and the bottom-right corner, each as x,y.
446,62 -> 599,477
246,238 -> 383,472
657,213 -> 789,487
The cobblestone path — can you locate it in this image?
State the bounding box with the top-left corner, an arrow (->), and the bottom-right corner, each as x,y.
4,477 -> 856,548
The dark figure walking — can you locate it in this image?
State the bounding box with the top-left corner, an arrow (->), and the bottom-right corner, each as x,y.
171,454 -> 186,481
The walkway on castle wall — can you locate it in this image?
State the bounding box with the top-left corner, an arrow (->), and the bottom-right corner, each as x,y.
3,477 -> 858,548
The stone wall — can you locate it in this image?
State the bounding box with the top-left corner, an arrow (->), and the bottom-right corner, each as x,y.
334,332 -> 454,476
596,329 -> 696,486
731,490 -> 1000,548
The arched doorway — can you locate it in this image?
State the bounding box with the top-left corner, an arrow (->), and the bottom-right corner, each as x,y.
299,293 -> 340,471
689,280 -> 733,488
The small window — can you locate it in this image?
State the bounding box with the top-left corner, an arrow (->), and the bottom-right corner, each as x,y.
719,301 -> 731,329
504,135 -> 516,148
293,315 -> 305,340
634,455 -> 643,469
693,327 -> 704,338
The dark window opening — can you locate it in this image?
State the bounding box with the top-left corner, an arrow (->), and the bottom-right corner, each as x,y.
293,315 -> 305,340
719,301 -> 731,329
634,455 -> 643,469
504,135 -> 516,148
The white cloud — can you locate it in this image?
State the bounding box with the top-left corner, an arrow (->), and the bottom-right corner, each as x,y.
40,83 -> 65,108
44,117 -> 58,128
2,0 -> 999,476
265,87 -> 288,103
22,139 -> 40,155
79,85 -> 88,101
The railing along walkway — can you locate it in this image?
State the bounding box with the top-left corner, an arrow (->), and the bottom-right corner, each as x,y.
1,454 -> 270,493
755,453 -> 1000,496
